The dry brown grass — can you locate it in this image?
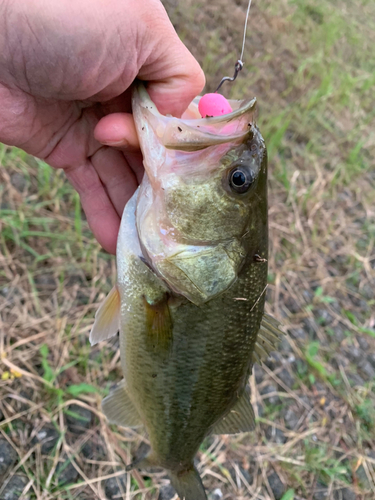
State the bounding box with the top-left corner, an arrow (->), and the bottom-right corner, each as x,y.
1,0 -> 375,499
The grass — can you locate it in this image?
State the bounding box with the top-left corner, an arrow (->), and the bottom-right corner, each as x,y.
1,0 -> 375,499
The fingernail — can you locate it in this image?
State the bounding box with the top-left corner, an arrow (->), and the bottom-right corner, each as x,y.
101,139 -> 129,147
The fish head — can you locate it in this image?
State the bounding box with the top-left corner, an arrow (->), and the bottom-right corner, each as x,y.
132,83 -> 267,305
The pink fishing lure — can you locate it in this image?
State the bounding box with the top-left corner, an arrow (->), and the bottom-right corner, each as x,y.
198,93 -> 233,118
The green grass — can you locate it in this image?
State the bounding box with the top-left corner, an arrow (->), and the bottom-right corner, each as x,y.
0,0 -> 374,498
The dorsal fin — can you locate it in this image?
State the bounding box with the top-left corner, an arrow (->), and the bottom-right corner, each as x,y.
254,314 -> 284,363
90,285 -> 120,346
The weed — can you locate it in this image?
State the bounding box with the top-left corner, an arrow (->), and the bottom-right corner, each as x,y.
1,0 -> 374,498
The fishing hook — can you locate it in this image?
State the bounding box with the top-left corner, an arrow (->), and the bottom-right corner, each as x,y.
215,60 -> 244,93
214,0 -> 252,93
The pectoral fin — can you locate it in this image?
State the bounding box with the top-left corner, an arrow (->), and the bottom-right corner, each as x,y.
212,387 -> 255,435
253,314 -> 284,364
102,380 -> 143,428
90,285 -> 120,346
144,295 -> 173,352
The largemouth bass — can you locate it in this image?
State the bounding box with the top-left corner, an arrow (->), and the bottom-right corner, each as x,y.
90,83 -> 282,500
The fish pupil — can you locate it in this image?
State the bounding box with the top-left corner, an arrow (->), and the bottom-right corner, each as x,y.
229,167 -> 254,193
232,171 -> 246,187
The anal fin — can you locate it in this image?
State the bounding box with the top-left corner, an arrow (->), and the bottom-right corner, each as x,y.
90,285 -> 120,346
253,313 -> 284,364
212,387 -> 255,435
102,380 -> 143,428
125,452 -> 157,472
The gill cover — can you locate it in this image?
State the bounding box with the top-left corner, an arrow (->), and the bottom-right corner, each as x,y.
155,240 -> 244,305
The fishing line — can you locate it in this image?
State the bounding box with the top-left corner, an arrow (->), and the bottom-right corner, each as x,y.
215,0 -> 253,92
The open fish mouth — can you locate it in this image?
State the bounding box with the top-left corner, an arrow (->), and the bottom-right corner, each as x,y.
132,82 -> 257,153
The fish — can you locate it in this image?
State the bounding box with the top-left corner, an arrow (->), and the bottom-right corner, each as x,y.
90,82 -> 283,500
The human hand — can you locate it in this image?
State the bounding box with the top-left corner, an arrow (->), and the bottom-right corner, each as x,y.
0,0 -> 205,253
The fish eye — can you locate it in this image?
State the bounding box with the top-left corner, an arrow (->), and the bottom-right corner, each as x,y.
228,166 -> 255,194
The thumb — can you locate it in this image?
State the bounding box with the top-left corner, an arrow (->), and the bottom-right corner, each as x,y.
137,4 -> 205,117
147,70 -> 206,118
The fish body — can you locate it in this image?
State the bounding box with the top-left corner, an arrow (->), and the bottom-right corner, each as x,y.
91,83 -> 281,499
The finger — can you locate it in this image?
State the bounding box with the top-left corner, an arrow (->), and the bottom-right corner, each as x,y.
146,70 -> 205,118
138,4 -> 206,117
122,150 -> 144,184
94,113 -> 140,150
94,115 -> 144,183
90,146 -> 138,217
64,160 -> 120,255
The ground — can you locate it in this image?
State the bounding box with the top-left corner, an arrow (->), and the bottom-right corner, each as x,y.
0,0 -> 374,499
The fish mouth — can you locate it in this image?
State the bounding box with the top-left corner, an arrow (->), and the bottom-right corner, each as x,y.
132,82 -> 256,152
